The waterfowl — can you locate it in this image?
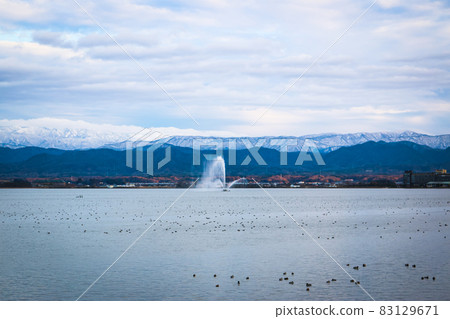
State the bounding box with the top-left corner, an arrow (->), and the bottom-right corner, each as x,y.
230,275 -> 234,279
238,281 -> 240,285
331,279 -> 337,282
405,264 -> 409,267
433,277 -> 436,281
353,266 -> 359,270
363,264 -> 366,267
246,277 -> 249,280
306,283 -> 312,287
412,265 -> 416,268
289,281 -> 294,285
284,277 -> 289,280
214,274 -> 217,277
326,280 -> 331,284
193,274 -> 196,278
306,288 -> 310,291
216,284 -> 219,287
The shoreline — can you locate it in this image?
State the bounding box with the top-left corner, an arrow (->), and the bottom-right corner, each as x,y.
0,186 -> 448,189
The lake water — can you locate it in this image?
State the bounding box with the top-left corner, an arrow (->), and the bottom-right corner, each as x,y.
0,188 -> 449,301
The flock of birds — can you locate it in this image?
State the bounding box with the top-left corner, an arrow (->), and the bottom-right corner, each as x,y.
192,273 -> 251,288
191,262 -> 439,291
0,194 -> 448,241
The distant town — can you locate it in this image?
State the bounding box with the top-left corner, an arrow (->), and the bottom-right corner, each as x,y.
1,169 -> 449,189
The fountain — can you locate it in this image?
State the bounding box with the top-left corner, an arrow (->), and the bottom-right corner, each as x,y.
196,156 -> 226,189
197,156 -> 248,190
227,177 -> 248,188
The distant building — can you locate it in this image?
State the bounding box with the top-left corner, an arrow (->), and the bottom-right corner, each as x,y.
403,169 -> 450,187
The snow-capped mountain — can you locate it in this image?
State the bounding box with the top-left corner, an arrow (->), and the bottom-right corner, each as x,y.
127,131 -> 450,153
0,118 -> 449,152
0,119 -> 138,150
0,118 -> 230,150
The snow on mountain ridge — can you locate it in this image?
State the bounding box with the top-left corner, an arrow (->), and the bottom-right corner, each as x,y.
0,118 -> 142,149
0,118 -> 449,151
148,132 -> 450,153
0,118 -> 233,150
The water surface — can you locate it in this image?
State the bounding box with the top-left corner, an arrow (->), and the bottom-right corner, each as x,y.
0,188 -> 449,301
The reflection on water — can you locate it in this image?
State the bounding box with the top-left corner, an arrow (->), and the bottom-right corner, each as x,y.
0,188 -> 449,301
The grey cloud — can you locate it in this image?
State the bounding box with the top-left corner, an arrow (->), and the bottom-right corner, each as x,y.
32,30 -> 74,48
77,33 -> 113,48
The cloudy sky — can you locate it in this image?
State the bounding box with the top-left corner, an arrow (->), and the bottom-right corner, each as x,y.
0,0 -> 449,136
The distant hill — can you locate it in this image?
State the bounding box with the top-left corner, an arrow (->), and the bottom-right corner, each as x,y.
0,146 -> 65,164
322,141 -> 450,173
0,141 -> 449,178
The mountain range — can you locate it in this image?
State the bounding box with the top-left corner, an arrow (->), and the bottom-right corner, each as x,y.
1,123 -> 450,153
120,131 -> 450,153
1,141 -> 449,178
1,122 -> 449,178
